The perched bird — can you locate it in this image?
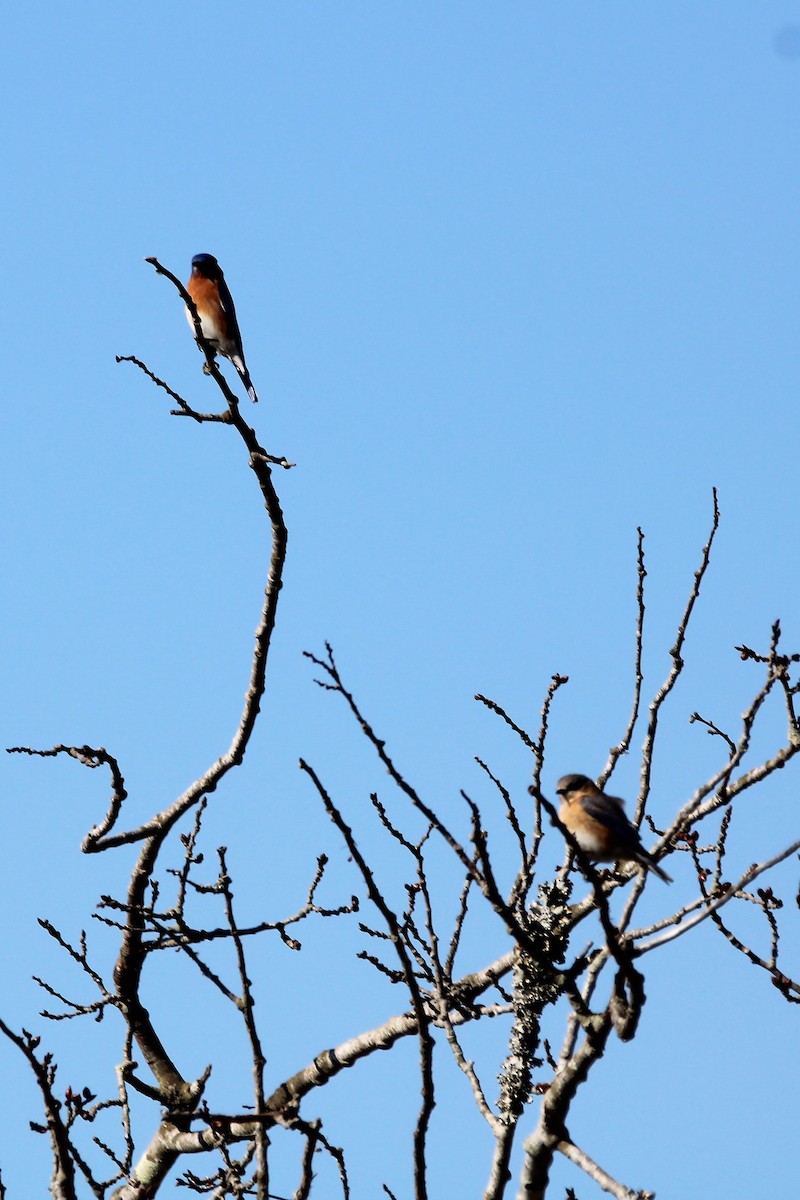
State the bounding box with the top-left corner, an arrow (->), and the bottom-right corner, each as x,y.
555,774 -> 672,883
186,253 -> 258,402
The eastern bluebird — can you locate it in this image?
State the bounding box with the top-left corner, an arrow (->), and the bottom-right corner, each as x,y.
186,253 -> 258,403
555,774 -> 672,883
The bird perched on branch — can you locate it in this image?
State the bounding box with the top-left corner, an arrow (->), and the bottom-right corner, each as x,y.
555,774 -> 672,883
186,253 -> 258,402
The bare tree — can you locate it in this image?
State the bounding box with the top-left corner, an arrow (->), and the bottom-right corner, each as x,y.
4,259 -> 799,1200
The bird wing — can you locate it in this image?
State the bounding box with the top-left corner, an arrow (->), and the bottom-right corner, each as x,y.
577,793 -> 638,845
217,274 -> 244,350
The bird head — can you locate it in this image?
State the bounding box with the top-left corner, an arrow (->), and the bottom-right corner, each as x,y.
191,253 -> 221,279
555,774 -> 594,798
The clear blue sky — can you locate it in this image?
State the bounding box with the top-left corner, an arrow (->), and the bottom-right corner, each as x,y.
1,5 -> 799,1196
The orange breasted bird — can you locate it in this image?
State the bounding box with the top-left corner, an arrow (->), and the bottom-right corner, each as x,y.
186,253 -> 258,403
555,773 -> 672,883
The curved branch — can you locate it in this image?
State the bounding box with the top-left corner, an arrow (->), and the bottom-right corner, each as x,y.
85,261 -> 288,851
636,488 -> 720,821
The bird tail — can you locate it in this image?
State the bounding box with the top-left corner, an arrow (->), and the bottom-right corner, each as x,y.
238,367 -> 258,404
638,851 -> 672,883
230,354 -> 258,403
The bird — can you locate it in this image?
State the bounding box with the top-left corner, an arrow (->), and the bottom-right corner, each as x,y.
554,774 -> 672,883
186,253 -> 258,402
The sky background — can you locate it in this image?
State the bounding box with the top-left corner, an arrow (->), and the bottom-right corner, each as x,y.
1,3 -> 799,1196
